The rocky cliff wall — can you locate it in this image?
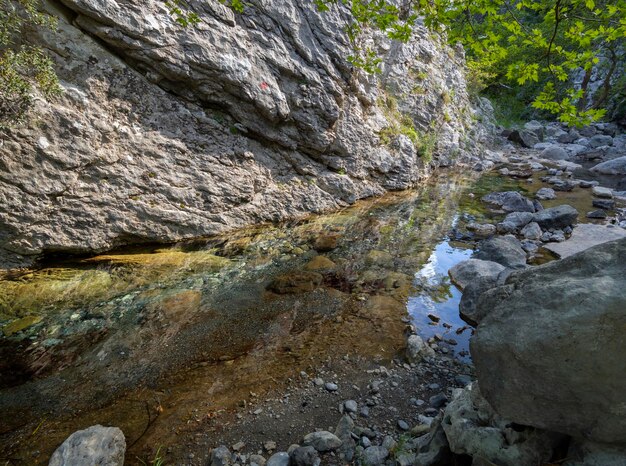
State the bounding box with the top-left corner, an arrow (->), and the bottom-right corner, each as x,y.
0,0 -> 489,268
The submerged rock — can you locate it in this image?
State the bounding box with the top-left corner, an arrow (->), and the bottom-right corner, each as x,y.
472,238 -> 626,443
49,425 -> 126,466
267,271 -> 323,294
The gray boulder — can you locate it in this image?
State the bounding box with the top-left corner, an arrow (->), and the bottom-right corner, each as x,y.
360,446 -> 389,466
535,187 -> 556,200
532,205 -> 578,229
459,275 -> 499,326
210,446 -> 232,466
502,211 -> 534,229
520,221 -> 542,240
473,236 -> 527,269
448,259 -> 506,290
441,384 -> 563,466
49,425 -> 125,466
540,145 -> 569,160
590,156 -> 626,175
588,134 -> 613,148
471,238 -> 626,444
557,129 -> 580,144
302,431 -> 342,452
482,191 -> 535,213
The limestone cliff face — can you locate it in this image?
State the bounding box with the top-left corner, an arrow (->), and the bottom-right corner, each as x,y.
0,0 -> 488,268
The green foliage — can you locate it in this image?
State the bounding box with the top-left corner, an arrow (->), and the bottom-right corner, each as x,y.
0,0 -> 61,128
165,0 -> 200,27
314,0 -> 626,126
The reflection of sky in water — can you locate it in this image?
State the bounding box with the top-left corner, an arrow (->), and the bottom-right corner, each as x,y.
408,239 -> 474,362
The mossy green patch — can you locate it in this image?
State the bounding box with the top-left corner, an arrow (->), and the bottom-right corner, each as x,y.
3,315 -> 43,336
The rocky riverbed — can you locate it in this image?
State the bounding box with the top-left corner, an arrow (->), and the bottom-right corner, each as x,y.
2,121 -> 626,465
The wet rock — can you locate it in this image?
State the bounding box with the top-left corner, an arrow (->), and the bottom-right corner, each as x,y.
592,186 -> 613,198
267,271 -> 323,294
472,238 -> 626,443
520,222 -> 542,240
442,384 -> 563,466
590,156 -> 626,175
406,334 -> 435,362
592,199 -> 615,210
520,239 -> 539,254
265,452 -> 288,466
448,259 -> 505,290
535,187 -> 556,200
302,431 -> 342,452
473,236 -> 527,269
540,145 -> 569,160
459,275 -> 499,326
210,446 -> 232,466
365,250 -> 394,267
482,191 -> 535,212
304,256 -> 336,271
587,209 -> 607,219
313,235 -> 339,252
49,425 -> 126,466
361,446 -> 389,465
532,205 -> 578,230
290,446 -> 320,466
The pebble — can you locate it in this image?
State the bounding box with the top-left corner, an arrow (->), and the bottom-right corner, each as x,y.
361,437 -> 371,448
359,406 -> 369,418
428,383 -> 440,390
344,400 -> 357,413
313,378 -> 324,387
397,420 -> 409,431
232,441 -> 245,452
264,441 -> 277,452
325,382 -> 338,392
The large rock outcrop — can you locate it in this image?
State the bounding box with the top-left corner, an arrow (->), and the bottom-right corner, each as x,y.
471,238 -> 626,444
0,0 -> 487,268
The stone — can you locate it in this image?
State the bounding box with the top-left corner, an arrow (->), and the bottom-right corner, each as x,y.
441,384 -> 563,466
406,334 -> 436,362
324,382 -> 338,392
524,120 -> 545,139
502,211 -> 534,229
520,222 -> 542,240
482,191 -> 535,212
250,454 -> 268,466
590,156 -> 626,175
592,186 -> 613,198
210,446 -> 232,466
448,259 -> 506,290
361,446 -> 389,465
304,256 -> 337,271
587,210 -> 608,219
540,145 -> 569,160
232,441 -> 245,452
496,221 -> 517,234
565,441 -> 626,466
588,134 -> 613,148
302,431 -> 342,452
508,129 -> 539,148
334,415 -> 356,462
265,452 -> 289,466
471,238 -> 626,443
466,222 -> 496,237
535,187 -> 556,200
49,425 -> 126,466
473,236 -> 527,269
459,275 -> 499,326
592,199 -> 615,210
532,205 -> 578,229
0,0 -> 482,268
267,272 -> 323,294
263,441 -> 277,452
557,129 -> 579,144
313,235 -> 339,252
429,393 -> 448,408
290,446 -> 320,466
344,400 -> 358,413
544,223 -> 626,258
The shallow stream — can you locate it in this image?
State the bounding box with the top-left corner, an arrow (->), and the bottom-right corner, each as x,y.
0,167 -> 606,464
